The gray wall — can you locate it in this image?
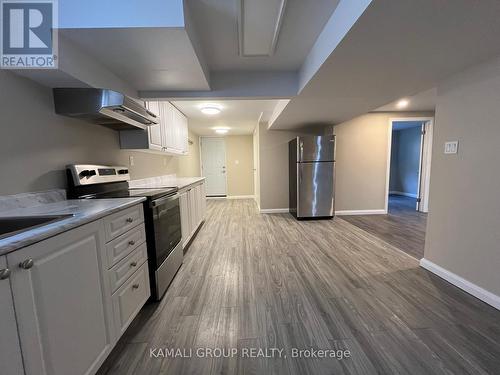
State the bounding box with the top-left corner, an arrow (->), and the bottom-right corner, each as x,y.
0,71 -> 181,195
424,54 -> 500,297
258,123 -> 328,210
389,126 -> 422,196
333,112 -> 434,212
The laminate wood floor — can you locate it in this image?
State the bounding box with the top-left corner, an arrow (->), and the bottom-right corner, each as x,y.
98,199 -> 500,375
342,195 -> 427,259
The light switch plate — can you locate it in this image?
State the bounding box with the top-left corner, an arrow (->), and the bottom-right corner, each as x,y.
129,156 -> 135,166
444,141 -> 459,154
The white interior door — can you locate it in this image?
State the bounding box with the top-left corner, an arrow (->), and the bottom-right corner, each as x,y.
200,137 -> 227,196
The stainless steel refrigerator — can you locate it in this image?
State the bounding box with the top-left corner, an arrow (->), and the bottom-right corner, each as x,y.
289,135 -> 335,219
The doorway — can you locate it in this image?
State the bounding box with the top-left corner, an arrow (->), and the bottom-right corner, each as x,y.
200,137 -> 227,197
386,117 -> 433,213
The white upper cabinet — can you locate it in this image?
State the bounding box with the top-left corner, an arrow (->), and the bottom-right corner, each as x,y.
120,101 -> 188,155
145,101 -> 163,151
164,103 -> 188,155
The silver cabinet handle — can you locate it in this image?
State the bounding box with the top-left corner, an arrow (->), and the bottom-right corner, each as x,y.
19,259 -> 34,269
130,261 -> 137,267
0,268 -> 11,280
128,240 -> 136,246
132,283 -> 140,289
126,217 -> 134,223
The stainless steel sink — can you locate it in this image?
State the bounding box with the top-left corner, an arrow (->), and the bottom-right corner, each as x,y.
0,214 -> 74,240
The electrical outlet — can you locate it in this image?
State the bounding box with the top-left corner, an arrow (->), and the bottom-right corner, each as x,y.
444,141 -> 459,154
129,156 -> 135,166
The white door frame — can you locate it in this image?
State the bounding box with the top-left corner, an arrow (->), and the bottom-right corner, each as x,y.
199,136 -> 228,197
385,117 -> 434,213
252,123 -> 260,208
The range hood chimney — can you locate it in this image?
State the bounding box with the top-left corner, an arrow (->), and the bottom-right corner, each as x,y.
53,88 -> 158,130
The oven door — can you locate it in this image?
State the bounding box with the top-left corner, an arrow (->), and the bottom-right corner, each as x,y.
150,194 -> 182,268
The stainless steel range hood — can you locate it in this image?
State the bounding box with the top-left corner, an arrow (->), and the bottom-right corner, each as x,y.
53,88 -> 158,130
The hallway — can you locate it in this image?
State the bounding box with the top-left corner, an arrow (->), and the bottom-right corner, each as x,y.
341,195 -> 427,259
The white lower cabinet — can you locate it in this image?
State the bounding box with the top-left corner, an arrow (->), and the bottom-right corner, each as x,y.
4,203 -> 150,375
7,221 -> 114,375
112,262 -> 150,336
0,256 -> 24,375
179,191 -> 190,246
179,181 -> 206,247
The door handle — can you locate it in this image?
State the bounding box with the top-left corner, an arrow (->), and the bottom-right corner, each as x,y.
0,268 -> 11,280
19,259 -> 34,269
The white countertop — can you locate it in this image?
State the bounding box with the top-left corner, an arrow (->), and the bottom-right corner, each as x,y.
128,174 -> 205,190
0,197 -> 145,255
174,177 -> 206,190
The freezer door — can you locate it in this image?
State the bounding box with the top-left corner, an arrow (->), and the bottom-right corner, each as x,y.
298,135 -> 335,162
297,162 -> 335,218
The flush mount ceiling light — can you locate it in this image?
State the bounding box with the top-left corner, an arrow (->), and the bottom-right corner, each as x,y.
200,104 -> 222,115
396,99 -> 409,109
214,127 -> 229,134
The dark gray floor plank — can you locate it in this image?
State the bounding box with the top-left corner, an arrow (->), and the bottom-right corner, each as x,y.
97,199 -> 500,375
342,195 -> 427,259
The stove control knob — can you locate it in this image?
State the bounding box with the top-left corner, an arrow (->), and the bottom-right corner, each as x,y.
79,170 -> 97,179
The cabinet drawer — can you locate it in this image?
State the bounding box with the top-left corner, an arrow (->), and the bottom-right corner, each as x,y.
108,243 -> 148,293
112,262 -> 150,336
104,204 -> 144,241
105,223 -> 146,268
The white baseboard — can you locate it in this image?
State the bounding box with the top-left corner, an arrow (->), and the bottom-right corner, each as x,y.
389,191 -> 418,198
335,209 -> 387,216
420,258 -> 500,310
207,196 -> 226,200
227,195 -> 254,200
260,208 -> 289,214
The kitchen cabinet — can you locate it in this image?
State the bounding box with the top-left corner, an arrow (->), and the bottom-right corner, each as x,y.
0,256 -> 24,375
119,101 -> 188,155
4,203 -> 149,375
179,191 -> 190,246
145,101 -> 163,151
7,221 -> 114,375
179,181 -> 206,248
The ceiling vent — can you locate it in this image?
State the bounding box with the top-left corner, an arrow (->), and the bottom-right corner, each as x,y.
238,0 -> 287,57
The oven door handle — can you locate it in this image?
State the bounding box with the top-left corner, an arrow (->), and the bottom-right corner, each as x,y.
150,193 -> 179,208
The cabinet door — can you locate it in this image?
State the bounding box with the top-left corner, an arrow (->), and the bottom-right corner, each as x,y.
0,256 -> 24,375
7,221 -> 114,375
200,182 -> 206,219
174,107 -> 188,154
180,111 -> 189,154
146,101 -> 163,151
172,107 -> 181,151
160,102 -> 175,151
188,188 -> 197,236
179,191 -> 190,246
194,185 -> 202,227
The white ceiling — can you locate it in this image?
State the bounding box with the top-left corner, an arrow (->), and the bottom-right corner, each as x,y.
186,0 -> 340,71
374,88 -> 437,113
270,0 -> 500,129
60,28 -> 210,91
172,99 -> 279,135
